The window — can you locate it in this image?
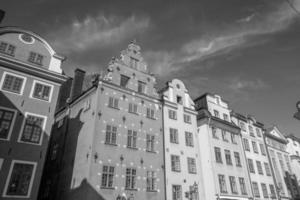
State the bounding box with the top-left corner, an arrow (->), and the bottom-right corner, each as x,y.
229,176 -> 238,194
0,108 -> 16,140
4,161 -> 36,197
146,134 -> 155,152
243,138 -> 250,151
249,125 -> 255,137
20,113 -> 46,144
185,132 -> 194,147
234,152 -> 241,167
252,182 -> 260,197
261,183 -> 268,198
127,130 -> 137,149
269,184 -> 276,198
137,81 -> 146,94
50,144 -> 58,161
240,122 -> 246,131
170,128 -> 179,144
212,127 -> 218,139
223,114 -> 229,121
239,177 -> 247,195
171,155 -> 181,172
146,108 -> 155,119
231,133 -> 237,144
125,168 -> 136,189
222,130 -> 228,142
108,97 -> 119,109
120,75 -> 130,88
101,166 -> 114,188
187,157 -> 196,174
215,147 -> 222,163
256,128 -> 262,137
146,171 -> 157,191
0,158 -> 3,170
183,114 -> 191,124
285,155 -> 292,172
259,143 -> 266,155
169,109 -> 177,120
248,159 -> 255,173
256,161 -> 263,175
225,150 -> 232,165
105,125 -> 117,145
1,72 -> 25,94
128,103 -> 138,114
176,96 -> 182,105
264,162 -> 271,176
0,42 -> 15,56
172,185 -> 182,200
252,141 -> 258,153
214,110 -> 220,118
31,81 -> 52,101
218,174 -> 227,193
28,52 -> 44,65
130,57 -> 138,69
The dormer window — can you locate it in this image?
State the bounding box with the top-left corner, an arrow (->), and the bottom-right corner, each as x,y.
0,42 -> 16,56
130,57 -> 138,69
214,110 -> 220,118
138,81 -> 146,94
28,52 -> 44,65
120,75 -> 130,88
176,96 -> 182,105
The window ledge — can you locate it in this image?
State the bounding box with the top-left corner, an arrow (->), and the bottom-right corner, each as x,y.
146,150 -> 157,154
147,190 -> 158,192
105,142 -> 118,146
125,188 -> 138,191
127,146 -> 138,150
101,186 -> 115,190
108,106 -> 120,110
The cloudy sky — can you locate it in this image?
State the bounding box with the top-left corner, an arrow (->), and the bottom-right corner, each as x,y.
2,0 -> 300,135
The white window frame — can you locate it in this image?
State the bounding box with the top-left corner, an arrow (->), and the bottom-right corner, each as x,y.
29,80 -> 54,102
18,112 -> 47,146
2,160 -> 37,198
0,106 -> 17,141
0,71 -> 27,95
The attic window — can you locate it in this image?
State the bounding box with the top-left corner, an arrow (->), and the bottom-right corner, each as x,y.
176,84 -> 180,89
19,34 -> 34,44
176,96 -> 183,105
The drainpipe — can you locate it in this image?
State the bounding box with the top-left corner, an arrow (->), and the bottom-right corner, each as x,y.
161,99 -> 167,200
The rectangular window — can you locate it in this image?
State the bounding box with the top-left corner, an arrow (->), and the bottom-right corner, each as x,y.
146,134 -> 155,152
50,143 -> 58,161
146,171 -> 157,191
108,97 -> 119,109
249,125 -> 255,137
256,161 -> 263,175
252,141 -> 258,153
4,161 -> 36,197
120,75 -> 130,88
239,177 -> 247,195
169,109 -> 177,120
264,162 -> 271,176
176,95 -> 183,105
231,133 -> 237,144
28,52 -> 44,65
130,57 -> 138,69
127,130 -> 137,149
20,113 -> 46,144
261,183 -> 268,198
185,132 -> 194,147
240,122 -> 246,131
269,184 -> 276,198
31,81 -> 52,101
183,114 -> 191,124
172,185 -> 182,200
101,166 -> 114,188
215,147 -> 222,163
218,174 -> 227,193
252,182 -> 260,197
128,103 -> 138,114
229,176 -> 238,194
125,168 -> 136,189
222,130 -> 228,142
1,72 -> 25,94
105,125 -> 117,145
234,152 -> 241,167
243,138 -> 250,151
0,108 -> 16,140
256,128 -> 262,137
259,143 -> 266,155
214,110 -> 220,118
285,155 -> 292,172
0,42 -> 15,56
170,128 -> 179,144
171,155 -> 181,172
212,127 -> 218,139
137,81 -> 146,94
187,157 -> 196,174
248,159 -> 255,173
223,114 -> 228,121
146,108 -> 155,119
225,150 -> 232,165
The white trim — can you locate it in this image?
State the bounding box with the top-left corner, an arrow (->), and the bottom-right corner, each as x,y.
0,106 -> 17,141
29,79 -> 54,103
17,112 -> 47,146
2,160 -> 37,198
0,158 -> 3,170
0,71 -> 27,95
18,34 -> 35,45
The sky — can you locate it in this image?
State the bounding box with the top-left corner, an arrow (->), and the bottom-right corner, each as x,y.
2,0 -> 300,136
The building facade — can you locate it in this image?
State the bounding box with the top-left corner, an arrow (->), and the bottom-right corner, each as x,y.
286,134 -> 300,185
40,42 -> 165,200
0,27 -> 66,200
194,93 -> 252,200
160,79 -> 204,200
231,113 -> 278,200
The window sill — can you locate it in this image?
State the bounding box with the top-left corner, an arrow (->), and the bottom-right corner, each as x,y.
125,188 -> 138,191
146,150 -> 157,154
170,142 -> 179,144
146,116 -> 156,120
105,142 -> 118,146
0,51 -> 15,57
146,190 -> 158,193
32,96 -> 50,102
188,172 -> 197,174
129,111 -> 139,115
171,170 -> 181,173
127,146 -> 138,150
101,186 -> 115,190
108,106 -> 120,110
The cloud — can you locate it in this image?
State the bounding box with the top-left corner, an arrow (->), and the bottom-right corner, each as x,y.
229,78 -> 269,91
47,14 -> 150,54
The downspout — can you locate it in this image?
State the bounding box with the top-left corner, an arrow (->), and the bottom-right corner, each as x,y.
161,98 -> 167,200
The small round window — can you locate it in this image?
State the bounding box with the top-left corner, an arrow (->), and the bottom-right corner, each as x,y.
19,34 -> 35,44
176,84 -> 180,89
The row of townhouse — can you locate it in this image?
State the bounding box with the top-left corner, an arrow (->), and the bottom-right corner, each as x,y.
1,26 -> 300,200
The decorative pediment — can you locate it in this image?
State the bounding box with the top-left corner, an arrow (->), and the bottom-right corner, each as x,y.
268,126 -> 286,141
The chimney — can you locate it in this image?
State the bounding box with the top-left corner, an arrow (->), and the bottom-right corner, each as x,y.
0,10 -> 5,23
70,68 -> 86,101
